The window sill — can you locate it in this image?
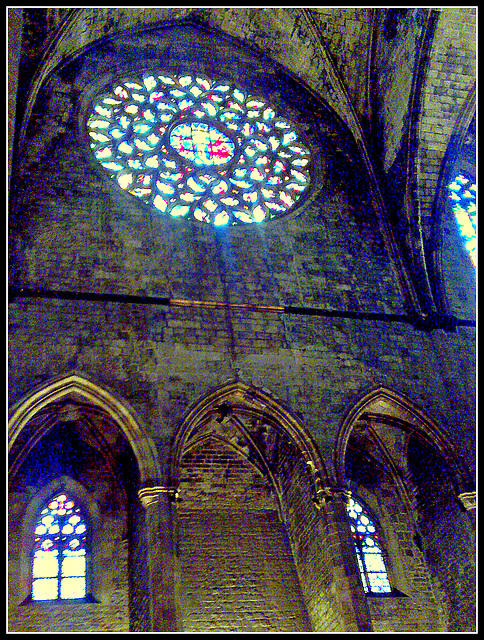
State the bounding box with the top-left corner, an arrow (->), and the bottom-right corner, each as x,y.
20,593 -> 98,606
366,588 -> 408,598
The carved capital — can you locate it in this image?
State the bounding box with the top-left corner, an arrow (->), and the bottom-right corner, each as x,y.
458,491 -> 476,511
305,460 -> 351,509
313,484 -> 352,510
138,486 -> 178,509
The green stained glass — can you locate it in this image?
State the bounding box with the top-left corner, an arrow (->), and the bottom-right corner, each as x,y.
87,72 -> 312,225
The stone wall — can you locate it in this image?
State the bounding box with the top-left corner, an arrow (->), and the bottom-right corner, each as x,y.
9,10 -> 475,633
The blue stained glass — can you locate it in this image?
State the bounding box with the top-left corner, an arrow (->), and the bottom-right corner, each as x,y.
346,497 -> 392,594
169,121 -> 235,166
87,72 -> 312,225
447,173 -> 476,267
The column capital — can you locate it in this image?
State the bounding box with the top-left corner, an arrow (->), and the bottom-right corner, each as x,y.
138,486 -> 178,509
458,491 -> 476,511
313,484 -> 352,510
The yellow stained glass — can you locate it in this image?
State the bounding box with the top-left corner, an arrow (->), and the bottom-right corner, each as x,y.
60,577 -> 86,599
31,494 -> 88,601
33,552 -> 59,578
32,578 -> 58,601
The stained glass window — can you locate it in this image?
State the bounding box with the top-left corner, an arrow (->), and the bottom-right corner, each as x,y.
447,173 -> 477,267
346,497 -> 392,595
87,72 -> 312,225
31,493 -> 88,601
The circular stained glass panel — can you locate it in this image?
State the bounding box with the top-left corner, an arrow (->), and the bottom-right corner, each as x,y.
169,121 -> 236,166
87,72 -> 312,225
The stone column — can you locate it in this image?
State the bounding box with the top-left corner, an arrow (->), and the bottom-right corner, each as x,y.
138,486 -> 180,632
315,486 -> 373,632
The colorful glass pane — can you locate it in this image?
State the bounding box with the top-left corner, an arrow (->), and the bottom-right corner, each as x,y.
87,72 -> 312,225
169,121 -> 235,166
31,493 -> 88,601
346,497 -> 392,594
447,173 -> 477,267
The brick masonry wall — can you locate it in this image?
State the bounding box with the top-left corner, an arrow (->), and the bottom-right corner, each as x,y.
407,436 -> 476,632
177,508 -> 311,632
8,298 -> 476,473
275,436 -> 345,631
417,8 -> 475,233
175,436 -> 311,631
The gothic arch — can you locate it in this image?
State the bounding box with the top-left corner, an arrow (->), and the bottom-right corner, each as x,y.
334,385 -> 473,498
169,379 -> 329,495
169,379 -> 337,632
8,371 -> 162,488
427,85 -> 476,314
15,9 -> 346,157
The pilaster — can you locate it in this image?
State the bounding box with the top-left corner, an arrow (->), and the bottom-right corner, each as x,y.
138,486 -> 180,632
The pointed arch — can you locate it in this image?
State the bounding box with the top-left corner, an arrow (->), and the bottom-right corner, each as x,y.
334,385 -> 473,497
427,84 -> 476,313
8,371 -> 162,488
170,380 -> 332,632
169,379 -> 329,491
14,9 -> 344,158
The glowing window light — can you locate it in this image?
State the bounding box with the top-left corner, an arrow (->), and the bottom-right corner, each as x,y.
31,494 -> 88,601
447,173 -> 477,267
346,497 -> 392,595
87,72 -> 312,225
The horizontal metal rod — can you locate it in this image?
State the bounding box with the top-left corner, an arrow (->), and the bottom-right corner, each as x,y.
8,287 -> 475,329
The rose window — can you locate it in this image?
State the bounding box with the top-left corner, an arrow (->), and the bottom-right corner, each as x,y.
87,72 -> 312,225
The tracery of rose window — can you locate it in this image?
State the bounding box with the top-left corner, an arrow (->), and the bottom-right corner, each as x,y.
87,72 -> 312,225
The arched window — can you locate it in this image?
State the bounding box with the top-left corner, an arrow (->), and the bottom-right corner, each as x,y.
87,72 -> 312,226
346,496 -> 392,595
31,493 -> 89,601
447,173 -> 477,267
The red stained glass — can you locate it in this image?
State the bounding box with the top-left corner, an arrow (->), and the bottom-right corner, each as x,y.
88,72 -> 312,225
31,494 -> 88,601
169,121 -> 235,166
346,497 -> 392,594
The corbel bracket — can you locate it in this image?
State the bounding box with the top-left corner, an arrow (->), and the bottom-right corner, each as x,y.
306,460 -> 351,509
458,491 -> 476,511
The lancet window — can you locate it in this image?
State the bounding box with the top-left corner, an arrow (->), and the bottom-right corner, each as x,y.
31,493 -> 88,601
447,173 -> 477,267
346,496 -> 392,595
